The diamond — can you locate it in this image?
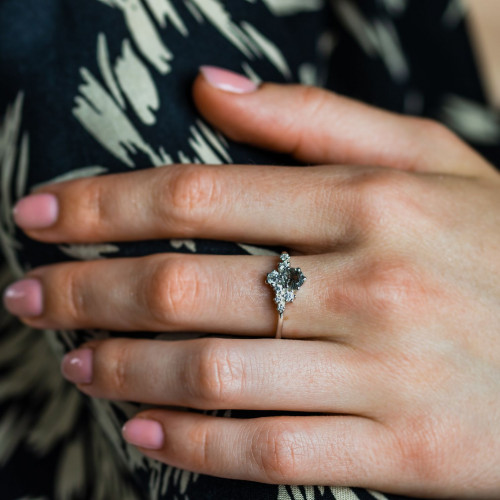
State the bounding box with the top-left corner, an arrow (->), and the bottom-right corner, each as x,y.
266,252 -> 306,316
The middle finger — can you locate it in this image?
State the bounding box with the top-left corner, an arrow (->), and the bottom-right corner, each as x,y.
63,337 -> 384,415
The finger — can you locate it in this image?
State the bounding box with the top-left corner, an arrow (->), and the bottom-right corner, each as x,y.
16,164 -> 359,250
194,67 -> 497,178
121,410 -> 400,490
64,338 -> 385,415
15,254 -> 354,339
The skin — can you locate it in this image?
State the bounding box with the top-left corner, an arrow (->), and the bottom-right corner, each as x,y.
7,74 -> 500,498
466,0 -> 500,107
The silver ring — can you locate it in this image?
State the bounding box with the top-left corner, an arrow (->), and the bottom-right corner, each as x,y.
266,252 -> 306,339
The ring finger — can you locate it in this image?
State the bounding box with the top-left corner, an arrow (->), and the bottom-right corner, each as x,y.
10,253 -> 357,339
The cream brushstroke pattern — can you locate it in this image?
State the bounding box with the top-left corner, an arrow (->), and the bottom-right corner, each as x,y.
332,0 -> 410,83
15,133 -> 29,201
381,0 -> 408,15
196,120 -> 232,163
0,94 -> 24,236
241,22 -> 292,78
189,124 -> 226,164
299,30 -> 337,87
261,0 -> 324,16
0,313 -> 138,500
332,0 -> 379,56
440,94 -> 500,144
58,244 -> 120,261
97,0 -> 173,74
144,0 -> 188,35
238,243 -> 279,256
189,0 -> 255,57
78,29 -> 233,172
0,92 -> 28,279
115,39 -> 160,125
0,90 -> 144,500
368,490 -> 390,500
241,61 -> 263,84
443,0 -> 467,28
373,18 -> 409,83
73,67 -> 163,167
170,239 -> 197,253
277,485 -> 382,500
97,33 -> 127,110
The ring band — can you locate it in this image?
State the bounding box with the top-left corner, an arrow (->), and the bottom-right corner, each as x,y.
266,252 -> 306,339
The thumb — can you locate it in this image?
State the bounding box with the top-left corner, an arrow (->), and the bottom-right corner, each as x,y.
193,66 -> 495,177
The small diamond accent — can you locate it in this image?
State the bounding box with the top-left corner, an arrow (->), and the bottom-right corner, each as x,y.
266,252 -> 306,316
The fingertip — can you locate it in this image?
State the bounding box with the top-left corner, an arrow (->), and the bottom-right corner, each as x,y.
122,417 -> 165,450
13,193 -> 59,230
61,348 -> 94,385
192,66 -> 263,118
194,68 -> 288,151
198,66 -> 258,94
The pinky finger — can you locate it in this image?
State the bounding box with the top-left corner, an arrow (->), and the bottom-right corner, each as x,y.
123,410 -> 399,490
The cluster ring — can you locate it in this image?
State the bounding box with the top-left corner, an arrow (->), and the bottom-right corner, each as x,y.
265,252 -> 306,339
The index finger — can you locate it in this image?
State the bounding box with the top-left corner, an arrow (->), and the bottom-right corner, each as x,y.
194,71 -> 498,179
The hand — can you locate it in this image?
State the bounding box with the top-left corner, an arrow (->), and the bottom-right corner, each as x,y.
4,67 -> 500,498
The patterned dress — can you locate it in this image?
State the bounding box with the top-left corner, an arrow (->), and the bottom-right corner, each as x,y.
1,1 -> 499,499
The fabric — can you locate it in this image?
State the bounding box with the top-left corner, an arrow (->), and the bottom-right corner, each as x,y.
1,1 -> 499,499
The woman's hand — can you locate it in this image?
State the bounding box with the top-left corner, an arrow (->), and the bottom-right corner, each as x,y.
4,68 -> 500,498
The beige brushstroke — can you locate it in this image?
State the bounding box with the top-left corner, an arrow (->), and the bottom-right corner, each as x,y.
73,68 -> 162,166
97,0 -> 173,74
261,0 -> 323,16
115,39 -> 160,125
144,0 -> 188,35
241,22 -> 292,78
97,33 -> 126,109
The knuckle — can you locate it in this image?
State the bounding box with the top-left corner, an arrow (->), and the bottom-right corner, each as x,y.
297,85 -> 327,114
187,422 -> 212,471
145,257 -> 200,327
252,422 -> 300,483
187,339 -> 244,408
291,86 -> 329,157
349,169 -> 420,230
363,259 -> 421,316
352,169 -> 401,212
321,272 -> 359,323
415,118 -> 457,146
96,339 -> 130,396
77,179 -> 107,237
63,266 -> 87,324
167,165 -> 220,233
394,417 -> 446,484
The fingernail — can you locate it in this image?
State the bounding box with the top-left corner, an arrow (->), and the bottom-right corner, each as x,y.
61,348 -> 93,384
122,418 -> 165,450
3,279 -> 43,317
13,193 -> 59,229
200,66 -> 258,94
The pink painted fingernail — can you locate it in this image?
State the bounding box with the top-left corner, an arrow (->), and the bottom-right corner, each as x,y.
200,66 -> 258,94
122,418 -> 165,450
13,193 -> 59,229
3,279 -> 43,317
61,349 -> 93,384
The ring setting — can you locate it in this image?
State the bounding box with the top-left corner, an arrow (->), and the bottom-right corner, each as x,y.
266,252 -> 306,339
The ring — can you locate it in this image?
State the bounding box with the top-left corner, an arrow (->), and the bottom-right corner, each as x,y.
266,252 -> 306,339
